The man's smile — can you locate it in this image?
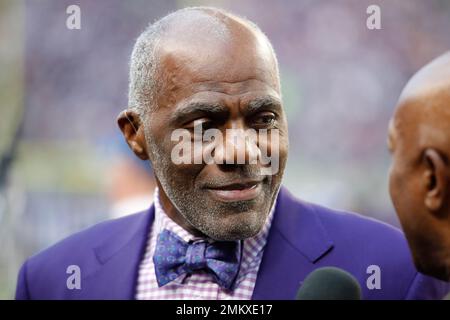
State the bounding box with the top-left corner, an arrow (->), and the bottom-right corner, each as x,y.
204,179 -> 264,202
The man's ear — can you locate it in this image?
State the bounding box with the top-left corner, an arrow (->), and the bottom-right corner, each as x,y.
117,110 -> 149,160
423,148 -> 449,212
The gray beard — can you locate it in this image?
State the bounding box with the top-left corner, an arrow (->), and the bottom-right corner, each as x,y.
146,137 -> 275,241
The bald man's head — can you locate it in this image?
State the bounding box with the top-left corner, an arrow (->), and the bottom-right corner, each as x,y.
127,7 -> 280,119
399,52 -> 450,102
118,7 -> 288,241
388,52 -> 450,281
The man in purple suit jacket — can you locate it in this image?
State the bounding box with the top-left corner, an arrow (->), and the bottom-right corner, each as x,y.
16,7 -> 449,299
15,187 -> 450,299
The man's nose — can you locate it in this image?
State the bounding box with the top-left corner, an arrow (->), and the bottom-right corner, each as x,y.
215,127 -> 260,165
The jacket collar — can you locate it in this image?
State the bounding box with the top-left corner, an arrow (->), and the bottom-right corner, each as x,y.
90,206 -> 155,299
252,187 -> 334,299
274,187 -> 334,262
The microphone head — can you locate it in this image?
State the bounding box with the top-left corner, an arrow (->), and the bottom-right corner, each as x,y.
296,267 -> 362,300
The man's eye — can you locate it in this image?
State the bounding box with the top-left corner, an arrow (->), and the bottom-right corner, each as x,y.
253,113 -> 276,127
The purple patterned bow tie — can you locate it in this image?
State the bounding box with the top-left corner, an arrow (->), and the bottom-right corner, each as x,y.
153,229 -> 241,290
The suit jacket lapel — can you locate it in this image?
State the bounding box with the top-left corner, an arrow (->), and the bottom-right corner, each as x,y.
252,187 -> 334,299
86,205 -> 155,299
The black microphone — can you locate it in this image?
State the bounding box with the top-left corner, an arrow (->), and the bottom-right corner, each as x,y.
296,267 -> 362,300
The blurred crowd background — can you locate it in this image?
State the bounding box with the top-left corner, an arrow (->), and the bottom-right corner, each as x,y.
1,0 -> 450,299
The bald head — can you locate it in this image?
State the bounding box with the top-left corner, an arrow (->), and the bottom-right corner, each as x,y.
388,52 -> 450,281
399,52 -> 450,103
128,7 -> 280,119
391,52 -> 450,159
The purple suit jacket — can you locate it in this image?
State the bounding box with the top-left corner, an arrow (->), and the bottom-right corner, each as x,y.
15,187 -> 449,299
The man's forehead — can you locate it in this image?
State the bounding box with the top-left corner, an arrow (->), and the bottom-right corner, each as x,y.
391,97 -> 443,148
156,38 -> 278,96
396,84 -> 450,129
148,9 -> 280,111
158,26 -> 274,68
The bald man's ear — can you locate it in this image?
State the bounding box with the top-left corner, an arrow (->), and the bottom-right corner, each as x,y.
117,110 -> 149,160
423,148 -> 449,213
